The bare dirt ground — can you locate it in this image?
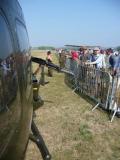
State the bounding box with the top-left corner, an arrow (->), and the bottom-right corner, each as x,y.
25,50 -> 120,160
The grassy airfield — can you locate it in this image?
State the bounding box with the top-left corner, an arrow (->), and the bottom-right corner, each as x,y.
25,50 -> 120,160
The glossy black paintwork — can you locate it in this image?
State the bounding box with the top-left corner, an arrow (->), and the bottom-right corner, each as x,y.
0,0 -> 33,159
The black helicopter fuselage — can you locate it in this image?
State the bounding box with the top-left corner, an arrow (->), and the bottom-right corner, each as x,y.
0,0 -> 33,159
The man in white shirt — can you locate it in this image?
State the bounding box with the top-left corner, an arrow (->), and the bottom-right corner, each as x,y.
86,47 -> 106,69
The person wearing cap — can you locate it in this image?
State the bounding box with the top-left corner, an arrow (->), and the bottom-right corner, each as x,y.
86,47 -> 106,69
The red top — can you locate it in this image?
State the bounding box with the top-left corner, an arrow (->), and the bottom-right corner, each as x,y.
71,51 -> 79,61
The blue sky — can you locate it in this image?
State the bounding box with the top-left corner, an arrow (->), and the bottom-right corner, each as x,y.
19,0 -> 120,47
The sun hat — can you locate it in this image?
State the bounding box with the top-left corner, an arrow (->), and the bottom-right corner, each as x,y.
94,47 -> 100,51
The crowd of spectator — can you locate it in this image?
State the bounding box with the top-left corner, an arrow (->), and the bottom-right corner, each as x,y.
58,47 -> 120,76
57,47 -> 120,118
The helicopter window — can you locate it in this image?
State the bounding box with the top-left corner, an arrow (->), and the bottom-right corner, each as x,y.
0,15 -> 13,59
16,21 -> 30,52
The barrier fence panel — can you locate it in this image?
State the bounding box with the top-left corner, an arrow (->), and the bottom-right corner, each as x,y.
70,59 -> 111,108
109,75 -> 120,122
63,57 -> 120,121
77,65 -> 111,108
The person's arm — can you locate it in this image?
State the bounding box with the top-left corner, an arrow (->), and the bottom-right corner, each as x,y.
86,55 -> 102,65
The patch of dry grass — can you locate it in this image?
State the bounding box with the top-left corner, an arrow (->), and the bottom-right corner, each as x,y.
25,50 -> 120,160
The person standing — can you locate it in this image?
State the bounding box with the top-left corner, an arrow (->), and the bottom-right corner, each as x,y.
112,52 -> 120,75
79,47 -> 89,65
104,50 -> 111,70
46,50 -> 53,77
59,49 -> 66,69
109,51 -> 119,71
86,47 -> 106,69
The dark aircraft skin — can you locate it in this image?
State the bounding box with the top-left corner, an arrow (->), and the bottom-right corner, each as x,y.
0,0 -> 33,159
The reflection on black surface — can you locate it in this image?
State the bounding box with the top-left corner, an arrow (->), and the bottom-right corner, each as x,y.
0,55 -> 18,112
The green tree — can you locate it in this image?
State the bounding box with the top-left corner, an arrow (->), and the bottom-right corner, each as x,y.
38,46 -> 55,50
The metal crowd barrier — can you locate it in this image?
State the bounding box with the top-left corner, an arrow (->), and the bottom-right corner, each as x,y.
109,75 -> 120,122
63,57 -> 120,121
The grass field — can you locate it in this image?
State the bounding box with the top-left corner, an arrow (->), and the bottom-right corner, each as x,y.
25,50 -> 120,160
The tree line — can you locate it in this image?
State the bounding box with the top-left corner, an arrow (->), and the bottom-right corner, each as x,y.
32,46 -> 55,50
